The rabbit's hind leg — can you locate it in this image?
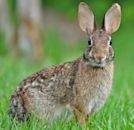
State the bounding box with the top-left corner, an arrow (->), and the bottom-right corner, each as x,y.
34,102 -> 66,123
8,93 -> 30,122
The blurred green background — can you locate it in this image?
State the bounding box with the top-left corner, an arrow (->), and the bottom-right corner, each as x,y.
0,0 -> 134,130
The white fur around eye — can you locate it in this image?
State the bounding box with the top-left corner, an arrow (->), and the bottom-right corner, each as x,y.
108,36 -> 112,46
88,36 -> 93,46
88,39 -> 93,46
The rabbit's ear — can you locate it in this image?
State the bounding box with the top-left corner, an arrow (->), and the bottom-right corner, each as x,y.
103,3 -> 121,34
78,2 -> 97,35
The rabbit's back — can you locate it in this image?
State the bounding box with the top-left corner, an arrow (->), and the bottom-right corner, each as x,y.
9,59 -> 80,121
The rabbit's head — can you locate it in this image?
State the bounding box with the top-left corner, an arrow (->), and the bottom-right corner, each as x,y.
79,2 -> 121,67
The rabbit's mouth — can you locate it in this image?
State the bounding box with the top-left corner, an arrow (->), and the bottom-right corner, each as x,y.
83,55 -> 113,67
89,58 -> 113,67
88,61 -> 106,67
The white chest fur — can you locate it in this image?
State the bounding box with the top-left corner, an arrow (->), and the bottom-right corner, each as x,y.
75,61 -> 113,115
87,82 -> 111,114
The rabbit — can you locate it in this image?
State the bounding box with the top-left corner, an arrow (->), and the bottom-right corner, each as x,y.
9,2 -> 121,128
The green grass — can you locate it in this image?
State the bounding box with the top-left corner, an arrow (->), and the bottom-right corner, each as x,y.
0,26 -> 134,130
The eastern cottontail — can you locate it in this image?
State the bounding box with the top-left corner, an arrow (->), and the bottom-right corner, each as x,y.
9,2 -> 121,127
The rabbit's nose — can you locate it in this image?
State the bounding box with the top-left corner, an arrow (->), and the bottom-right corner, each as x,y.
95,55 -> 106,63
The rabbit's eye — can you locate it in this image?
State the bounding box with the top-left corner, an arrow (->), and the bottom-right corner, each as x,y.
110,40 -> 112,45
88,40 -> 92,46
